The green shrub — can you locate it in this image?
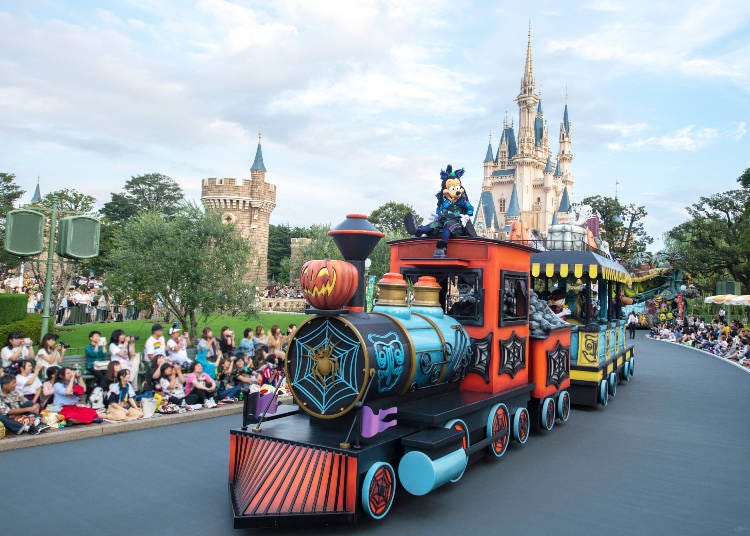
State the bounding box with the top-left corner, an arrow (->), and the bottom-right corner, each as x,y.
0,313 -> 53,347
0,293 -> 27,324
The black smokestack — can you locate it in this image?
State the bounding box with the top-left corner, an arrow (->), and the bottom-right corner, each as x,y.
328,214 -> 384,312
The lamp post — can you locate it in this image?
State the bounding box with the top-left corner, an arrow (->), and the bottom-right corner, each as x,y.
39,200 -> 58,340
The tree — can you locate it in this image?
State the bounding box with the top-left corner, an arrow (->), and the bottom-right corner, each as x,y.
0,172 -> 25,269
105,204 -> 256,336
38,188 -> 96,214
667,188 -> 750,292
268,223 -> 309,284
101,173 -> 184,223
580,195 -> 653,265
369,202 -> 416,234
738,167 -> 750,189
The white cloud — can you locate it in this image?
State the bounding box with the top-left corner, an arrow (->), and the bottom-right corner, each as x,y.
734,121 -> 747,140
608,125 -> 719,152
598,122 -> 648,137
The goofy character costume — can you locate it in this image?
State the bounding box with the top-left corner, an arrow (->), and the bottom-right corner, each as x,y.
404,164 -> 475,257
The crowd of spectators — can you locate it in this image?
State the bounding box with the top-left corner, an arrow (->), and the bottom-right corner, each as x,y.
0,321 -> 299,438
646,316 -> 750,367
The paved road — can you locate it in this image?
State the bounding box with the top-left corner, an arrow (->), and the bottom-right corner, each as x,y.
4,333 -> 750,536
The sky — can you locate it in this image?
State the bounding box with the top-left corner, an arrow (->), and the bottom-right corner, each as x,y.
1,0 -> 749,251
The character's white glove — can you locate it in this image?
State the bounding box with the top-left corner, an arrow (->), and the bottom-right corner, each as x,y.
460,214 -> 471,226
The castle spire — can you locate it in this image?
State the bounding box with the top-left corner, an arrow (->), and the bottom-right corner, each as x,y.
31,176 -> 41,203
251,131 -> 266,172
484,133 -> 494,163
506,182 -> 520,218
521,22 -> 534,93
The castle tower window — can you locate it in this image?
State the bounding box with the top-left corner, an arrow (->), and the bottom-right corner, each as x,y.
499,198 -> 506,213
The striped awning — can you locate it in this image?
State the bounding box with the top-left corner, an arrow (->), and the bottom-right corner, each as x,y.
531,251 -> 632,285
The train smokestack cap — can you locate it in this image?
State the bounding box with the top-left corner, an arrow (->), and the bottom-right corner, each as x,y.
328,214 -> 384,261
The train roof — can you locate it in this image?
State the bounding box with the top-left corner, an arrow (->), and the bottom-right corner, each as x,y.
531,250 -> 632,284
388,236 -> 538,254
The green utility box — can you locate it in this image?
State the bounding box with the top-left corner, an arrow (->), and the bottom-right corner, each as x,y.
56,216 -> 100,259
4,209 -> 45,256
716,280 -> 741,295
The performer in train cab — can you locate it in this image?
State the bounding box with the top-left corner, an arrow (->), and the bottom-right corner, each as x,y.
404,164 -> 475,257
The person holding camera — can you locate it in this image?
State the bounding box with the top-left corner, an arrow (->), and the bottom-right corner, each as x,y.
2,332 -> 34,371
36,333 -> 65,373
166,325 -> 191,368
109,329 -> 140,387
219,326 -> 236,358
15,359 -> 43,403
53,367 -> 101,424
85,330 -> 110,389
196,327 -> 222,379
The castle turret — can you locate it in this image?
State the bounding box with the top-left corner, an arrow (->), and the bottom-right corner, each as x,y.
557,102 -> 573,184
483,134 -> 494,188
201,132 -> 276,287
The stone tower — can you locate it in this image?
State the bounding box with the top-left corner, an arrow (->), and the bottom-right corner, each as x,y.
201,133 -> 276,287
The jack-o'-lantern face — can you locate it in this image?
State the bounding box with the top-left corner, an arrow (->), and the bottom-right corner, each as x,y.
300,259 -> 358,310
443,177 -> 464,203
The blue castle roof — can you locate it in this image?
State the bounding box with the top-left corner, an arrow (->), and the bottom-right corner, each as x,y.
558,186 -> 571,213
534,115 -> 544,147
563,103 -> 570,136
31,182 -> 41,203
506,183 -> 520,217
504,126 -> 517,159
251,141 -> 266,172
484,142 -> 494,163
554,160 -> 562,176
551,211 -> 558,225
474,190 -> 500,230
544,156 -> 554,173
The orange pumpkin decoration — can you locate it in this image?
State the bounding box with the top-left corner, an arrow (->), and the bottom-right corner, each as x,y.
300,259 -> 359,310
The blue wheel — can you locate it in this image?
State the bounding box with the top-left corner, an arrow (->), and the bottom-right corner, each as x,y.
608,372 -> 617,397
361,462 -> 396,520
556,390 -> 571,423
444,419 -> 469,482
622,361 -> 630,381
630,357 -> 635,377
486,403 -> 510,458
512,407 -> 530,445
541,397 -> 555,431
599,379 -> 609,407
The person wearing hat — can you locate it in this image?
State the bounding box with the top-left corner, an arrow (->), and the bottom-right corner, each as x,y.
166,324 -> 191,368
145,323 -> 167,364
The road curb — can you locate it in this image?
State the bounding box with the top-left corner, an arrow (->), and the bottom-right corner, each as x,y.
646,336 -> 750,375
0,403 -> 243,452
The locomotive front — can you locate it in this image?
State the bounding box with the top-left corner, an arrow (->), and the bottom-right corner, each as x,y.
286,273 -> 470,419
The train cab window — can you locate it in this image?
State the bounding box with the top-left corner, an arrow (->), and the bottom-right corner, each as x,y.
499,270 -> 529,326
402,269 -> 484,326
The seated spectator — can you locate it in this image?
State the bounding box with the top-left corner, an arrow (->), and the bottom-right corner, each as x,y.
237,328 -> 256,358
166,325 -> 191,368
53,367 -> 101,425
0,374 -> 48,435
1,332 -> 34,372
144,323 -> 167,363
106,370 -> 140,411
105,360 -> 122,391
266,325 -> 287,362
159,363 -> 187,405
85,330 -> 110,389
36,333 -> 65,372
184,362 -> 217,407
142,355 -> 167,394
219,326 -> 236,358
233,356 -> 262,388
15,360 -> 43,403
257,352 -> 282,387
196,327 -> 222,379
254,325 -> 267,347
39,366 -> 59,409
109,330 -> 140,385
215,357 -> 242,401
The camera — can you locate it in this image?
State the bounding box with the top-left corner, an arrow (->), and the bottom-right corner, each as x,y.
128,335 -> 140,341
59,342 -> 71,349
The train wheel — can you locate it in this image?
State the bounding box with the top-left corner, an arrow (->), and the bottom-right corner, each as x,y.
541,398 -> 555,431
630,357 -> 635,377
444,419 -> 469,482
362,462 -> 396,520
512,407 -> 530,445
608,372 -> 617,397
621,361 -> 630,382
486,403 -> 510,458
599,379 -> 609,407
556,390 -> 571,423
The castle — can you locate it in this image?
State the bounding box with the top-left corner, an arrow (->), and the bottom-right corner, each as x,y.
474,30 -> 574,238
201,134 -> 276,287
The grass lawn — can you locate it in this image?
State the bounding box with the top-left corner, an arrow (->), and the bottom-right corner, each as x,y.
54,312 -> 310,356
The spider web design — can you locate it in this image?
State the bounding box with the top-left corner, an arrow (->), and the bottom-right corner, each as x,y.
546,341 -> 570,387
291,319 -> 363,415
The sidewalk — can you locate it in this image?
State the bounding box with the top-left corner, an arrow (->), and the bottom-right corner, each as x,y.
0,402 -> 244,452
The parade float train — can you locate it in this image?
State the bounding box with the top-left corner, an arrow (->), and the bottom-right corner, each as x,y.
228,214 -> 635,528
